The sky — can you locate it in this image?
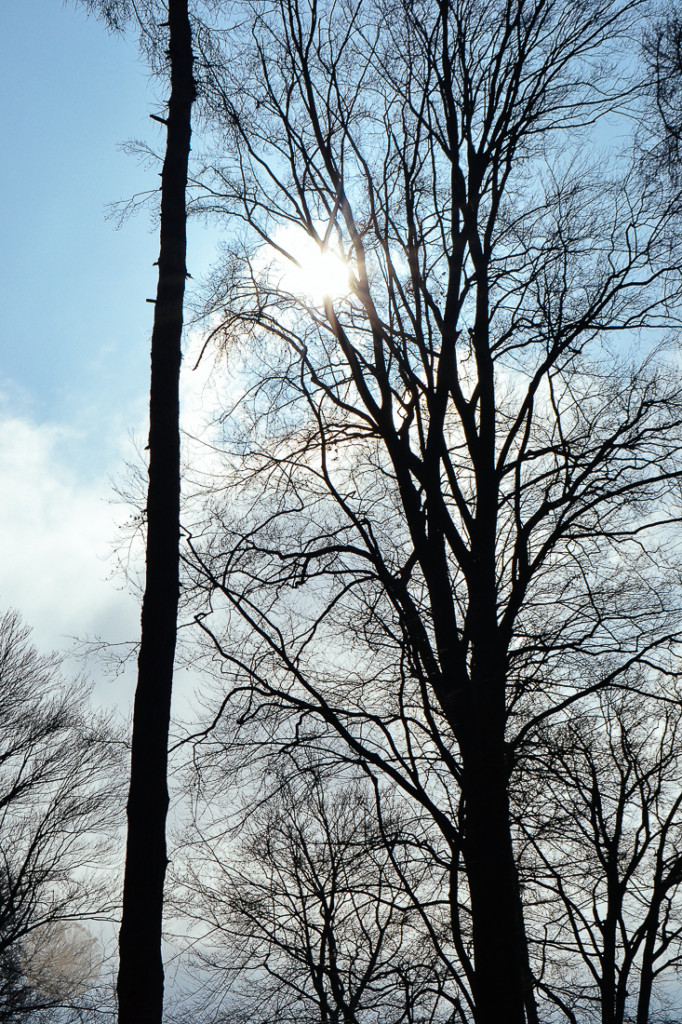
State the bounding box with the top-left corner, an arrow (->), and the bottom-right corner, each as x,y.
0,1 -> 217,706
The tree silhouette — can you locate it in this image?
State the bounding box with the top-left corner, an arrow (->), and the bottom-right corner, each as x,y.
78,0 -> 198,1018
180,1 -> 682,1020
0,610 -> 121,1022
115,2 -> 196,1022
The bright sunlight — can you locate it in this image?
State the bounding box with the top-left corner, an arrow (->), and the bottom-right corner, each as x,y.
265,223 -> 353,305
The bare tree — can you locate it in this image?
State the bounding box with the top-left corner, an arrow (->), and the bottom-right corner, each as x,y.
174,1 -> 682,1021
173,765 -> 461,1024
643,1 -> 682,177
116,2 -> 195,1019
0,610 -> 122,1022
515,692 -> 682,1024
76,1 -> 197,1019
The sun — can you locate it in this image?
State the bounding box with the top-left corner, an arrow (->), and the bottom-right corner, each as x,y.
265,224 -> 352,305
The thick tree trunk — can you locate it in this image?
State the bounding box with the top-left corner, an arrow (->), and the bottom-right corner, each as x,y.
461,728 -> 535,1024
635,908 -> 659,1024
117,4 -> 195,1023
601,952 -> 617,1024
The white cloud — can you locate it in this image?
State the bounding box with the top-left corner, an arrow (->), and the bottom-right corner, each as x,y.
0,413 -> 140,703
0,344 -> 231,715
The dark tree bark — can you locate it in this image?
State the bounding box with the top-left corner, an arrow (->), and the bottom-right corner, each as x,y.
461,728 -> 532,1024
116,3 -> 195,1022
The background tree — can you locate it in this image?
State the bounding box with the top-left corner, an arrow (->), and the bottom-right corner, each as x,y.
517,691 -> 682,1024
177,1 -> 682,1021
644,1 -> 682,176
174,765 -> 463,1024
0,610 -> 122,1022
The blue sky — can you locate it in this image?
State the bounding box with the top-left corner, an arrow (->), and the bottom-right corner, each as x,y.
1,0 -> 158,430
0,1 -> 216,692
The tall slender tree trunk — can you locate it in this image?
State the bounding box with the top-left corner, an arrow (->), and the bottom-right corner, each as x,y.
117,3 -> 195,1022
